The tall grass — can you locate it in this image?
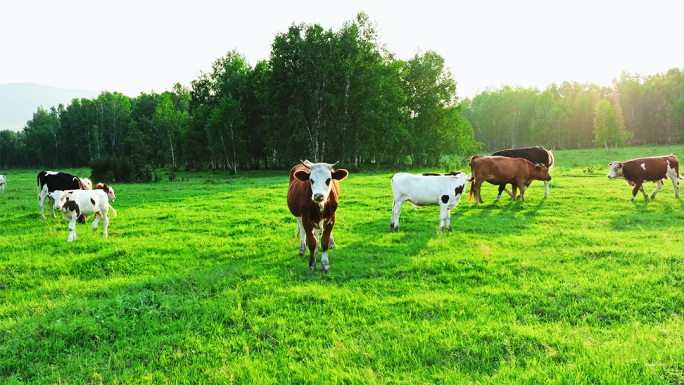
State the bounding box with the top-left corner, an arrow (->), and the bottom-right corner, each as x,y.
0,145 -> 683,384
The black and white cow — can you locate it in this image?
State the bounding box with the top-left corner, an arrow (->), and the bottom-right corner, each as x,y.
48,185 -> 116,242
491,146 -> 554,200
0,174 -> 5,193
37,171 -> 92,219
391,171 -> 468,231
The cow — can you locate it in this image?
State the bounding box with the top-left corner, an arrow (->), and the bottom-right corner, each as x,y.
37,171 -> 92,219
491,146 -> 555,200
607,154 -> 683,201
390,172 -> 468,231
0,175 -> 5,192
469,155 -> 552,204
95,183 -> 118,217
287,160 -> 349,273
48,184 -> 116,242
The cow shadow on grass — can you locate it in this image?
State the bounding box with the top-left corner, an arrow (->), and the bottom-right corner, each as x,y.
609,198 -> 684,231
296,198 -> 550,283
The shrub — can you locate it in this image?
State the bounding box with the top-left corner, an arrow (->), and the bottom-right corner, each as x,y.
90,157 -> 156,183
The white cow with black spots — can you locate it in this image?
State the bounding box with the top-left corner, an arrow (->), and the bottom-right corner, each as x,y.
391,171 -> 469,231
49,184 -> 116,242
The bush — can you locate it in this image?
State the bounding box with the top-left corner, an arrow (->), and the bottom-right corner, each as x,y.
90,157 -> 156,183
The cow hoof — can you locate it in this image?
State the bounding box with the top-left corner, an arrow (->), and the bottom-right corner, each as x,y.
309,264 -> 316,272
447,226 -> 452,232
322,267 -> 329,274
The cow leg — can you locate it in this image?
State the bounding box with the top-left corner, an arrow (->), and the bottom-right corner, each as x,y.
39,185 -> 50,219
630,182 -> 645,202
313,223 -> 323,254
439,204 -> 452,232
495,185 -> 507,201
650,180 -> 663,199
304,226 -> 318,272
674,178 -> 680,199
67,215 -> 77,242
517,181 -> 527,202
296,217 -> 306,256
92,212 -> 102,231
511,184 -> 518,202
667,169 -> 680,198
328,233 -> 335,249
102,214 -> 109,238
320,217 -> 335,273
473,180 -> 484,204
543,180 -> 550,198
391,199 -> 403,230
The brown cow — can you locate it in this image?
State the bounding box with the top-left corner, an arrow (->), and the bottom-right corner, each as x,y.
491,146 -> 555,199
607,154 -> 683,201
287,160 -> 349,273
469,155 -> 552,204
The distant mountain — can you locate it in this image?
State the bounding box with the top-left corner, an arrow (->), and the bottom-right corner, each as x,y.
0,83 -> 100,131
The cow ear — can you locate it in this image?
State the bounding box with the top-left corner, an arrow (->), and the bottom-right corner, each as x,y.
294,170 -> 310,181
332,169 -> 349,181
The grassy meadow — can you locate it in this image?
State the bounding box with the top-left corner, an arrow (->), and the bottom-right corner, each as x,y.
1,145 -> 683,384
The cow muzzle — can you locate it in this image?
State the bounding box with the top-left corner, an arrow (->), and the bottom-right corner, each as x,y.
313,193 -> 325,202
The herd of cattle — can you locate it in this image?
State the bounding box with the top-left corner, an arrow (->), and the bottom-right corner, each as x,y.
0,147 -> 681,272
287,147 -> 682,272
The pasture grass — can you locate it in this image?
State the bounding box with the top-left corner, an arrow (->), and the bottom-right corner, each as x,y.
1,145 -> 683,384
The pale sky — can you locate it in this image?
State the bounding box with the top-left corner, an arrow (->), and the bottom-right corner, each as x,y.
1,0 -> 682,99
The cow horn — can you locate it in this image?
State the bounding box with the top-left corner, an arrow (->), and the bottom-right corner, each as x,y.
330,161 -> 339,169
300,159 -> 313,169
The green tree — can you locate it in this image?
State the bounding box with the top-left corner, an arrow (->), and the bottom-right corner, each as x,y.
22,107 -> 61,167
593,99 -> 631,150
402,50 -> 459,165
0,130 -> 24,168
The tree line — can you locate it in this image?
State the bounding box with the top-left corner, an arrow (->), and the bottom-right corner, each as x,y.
0,13 -> 681,179
0,14 -> 479,179
465,68 -> 683,151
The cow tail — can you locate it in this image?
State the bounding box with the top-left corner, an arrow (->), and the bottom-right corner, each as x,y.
468,179 -> 474,203
547,149 -> 555,169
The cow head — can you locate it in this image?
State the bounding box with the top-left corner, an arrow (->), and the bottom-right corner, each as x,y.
535,164 -> 552,181
49,190 -> 72,210
607,161 -> 623,179
294,160 -> 348,209
79,178 -> 93,190
96,183 -> 116,201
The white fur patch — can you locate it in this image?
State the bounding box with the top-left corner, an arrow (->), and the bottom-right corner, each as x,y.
640,163 -> 646,170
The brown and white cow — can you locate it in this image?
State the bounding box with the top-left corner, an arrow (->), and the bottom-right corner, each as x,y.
287,160 -> 349,273
491,146 -> 555,199
607,154 -> 683,201
469,155 -> 552,204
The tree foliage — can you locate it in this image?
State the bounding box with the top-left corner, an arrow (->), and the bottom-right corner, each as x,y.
4,15 -> 681,176
465,70 -> 682,151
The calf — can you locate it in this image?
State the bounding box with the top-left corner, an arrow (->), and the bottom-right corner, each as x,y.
607,154 -> 683,201
391,172 -> 468,231
49,185 -> 116,242
0,175 -> 5,192
95,183 -> 118,217
37,171 -> 92,219
491,146 -> 554,199
287,160 -> 348,273
469,155 -> 552,204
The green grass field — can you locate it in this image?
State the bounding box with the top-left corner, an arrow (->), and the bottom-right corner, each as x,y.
1,145 -> 683,384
